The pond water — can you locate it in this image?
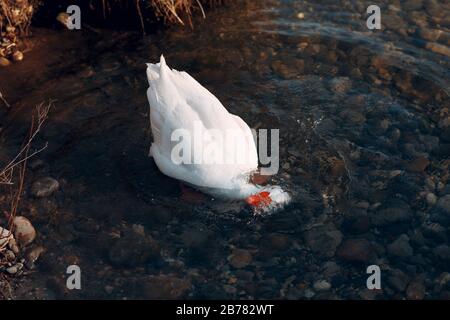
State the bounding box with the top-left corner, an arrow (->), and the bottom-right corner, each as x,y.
0,0 -> 449,299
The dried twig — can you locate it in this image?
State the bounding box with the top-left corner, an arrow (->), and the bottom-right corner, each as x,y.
0,91 -> 10,108
0,101 -> 50,243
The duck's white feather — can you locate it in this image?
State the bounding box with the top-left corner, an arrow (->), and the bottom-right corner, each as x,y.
146,55 -> 259,199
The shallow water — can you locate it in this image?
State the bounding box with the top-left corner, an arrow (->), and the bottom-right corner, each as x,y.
1,0 -> 450,299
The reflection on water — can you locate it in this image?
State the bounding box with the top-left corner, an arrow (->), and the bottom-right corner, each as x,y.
1,0 -> 450,299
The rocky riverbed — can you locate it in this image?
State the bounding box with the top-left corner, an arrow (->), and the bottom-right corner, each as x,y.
0,0 -> 449,299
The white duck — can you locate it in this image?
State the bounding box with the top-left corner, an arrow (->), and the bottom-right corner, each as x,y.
146,55 -> 290,209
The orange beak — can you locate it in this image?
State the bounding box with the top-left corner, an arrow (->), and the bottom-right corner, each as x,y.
246,191 -> 272,207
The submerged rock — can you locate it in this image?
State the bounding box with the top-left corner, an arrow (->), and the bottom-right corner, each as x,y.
313,280 -> 331,292
406,157 -> 430,172
371,202 -> 412,226
406,280 -> 426,300
387,234 -> 414,258
435,195 -> 450,216
330,77 -> 352,94
108,231 -> 160,267
337,238 -> 372,262
425,42 -> 450,57
433,245 -> 450,263
142,274 -> 191,299
31,177 -> 60,198
25,246 -> 46,269
228,248 -> 252,269
304,224 -> 342,258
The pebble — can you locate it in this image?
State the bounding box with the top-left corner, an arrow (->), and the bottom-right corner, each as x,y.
223,285 -> 237,294
426,193 -> 437,206
304,288 -> 315,298
0,227 -> 13,250
13,216 -> 36,247
109,232 -> 160,267
25,246 -> 45,268
433,245 -> 450,262
406,280 -> 426,300
3,249 -> 16,262
371,202 -> 412,226
337,238 -> 372,262
271,60 -> 298,79
56,12 -> 71,29
313,280 -> 331,292
266,233 -> 290,250
228,249 -> 252,269
387,269 -> 410,292
322,261 -> 341,277
425,42 -> 450,57
406,157 -> 430,172
12,51 -> 24,62
387,234 -> 414,258
435,195 -> 450,216
0,57 -> 11,67
141,274 -> 191,299
31,177 -> 60,198
304,224 -> 342,258
330,77 -> 352,94
6,263 -> 24,275
104,285 -> 114,294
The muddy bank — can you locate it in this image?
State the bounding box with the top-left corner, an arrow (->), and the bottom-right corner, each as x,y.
1,0 -> 450,299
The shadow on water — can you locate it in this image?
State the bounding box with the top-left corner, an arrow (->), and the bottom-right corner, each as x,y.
0,0 -> 449,299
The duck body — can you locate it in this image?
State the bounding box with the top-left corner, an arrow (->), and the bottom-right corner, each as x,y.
146,55 -> 290,206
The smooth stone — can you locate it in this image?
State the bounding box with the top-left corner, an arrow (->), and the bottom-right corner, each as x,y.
141,274 -> 191,299
406,280 -> 426,300
435,195 -> 450,216
304,224 -> 343,258
25,246 -> 46,268
387,234 -> 414,258
108,232 -> 160,267
0,227 -> 13,250
337,239 -> 372,262
0,57 -> 11,67
6,263 -> 24,274
228,249 -> 252,269
12,51 -> 24,62
387,269 -> 410,292
425,42 -> 450,57
313,280 -> 331,292
31,177 -> 60,198
426,193 -> 437,206
433,245 -> 450,262
371,202 -> 412,226
406,157 -> 430,172
13,216 -> 36,246
330,77 -> 352,94
418,28 -> 442,41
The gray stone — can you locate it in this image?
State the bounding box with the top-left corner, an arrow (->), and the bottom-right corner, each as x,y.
337,238 -> 372,262
371,203 -> 412,226
31,177 -> 60,198
304,224 -> 343,258
313,280 -> 331,292
387,234 -> 414,258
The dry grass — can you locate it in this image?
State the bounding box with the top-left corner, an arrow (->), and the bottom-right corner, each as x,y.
0,102 -> 50,253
